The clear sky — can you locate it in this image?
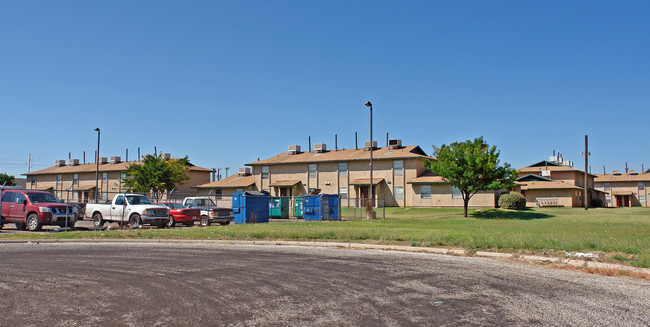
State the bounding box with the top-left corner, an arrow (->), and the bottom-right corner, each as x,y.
1,1 -> 649,178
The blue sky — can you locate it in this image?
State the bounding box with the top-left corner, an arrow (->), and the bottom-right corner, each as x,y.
1,1 -> 649,178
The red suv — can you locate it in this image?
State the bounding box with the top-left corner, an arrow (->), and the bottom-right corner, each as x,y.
1,190 -> 77,231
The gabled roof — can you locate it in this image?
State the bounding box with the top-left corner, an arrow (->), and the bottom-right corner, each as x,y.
246,145 -> 431,166
518,163 -> 596,177
516,174 -> 555,182
407,170 -> 449,184
194,174 -> 255,189
25,160 -> 214,176
526,160 -> 564,168
595,173 -> 650,183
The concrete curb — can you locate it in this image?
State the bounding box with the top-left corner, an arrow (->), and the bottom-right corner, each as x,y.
1,238 -> 648,276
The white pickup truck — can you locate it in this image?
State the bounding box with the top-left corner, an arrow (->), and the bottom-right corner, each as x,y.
86,194 -> 169,228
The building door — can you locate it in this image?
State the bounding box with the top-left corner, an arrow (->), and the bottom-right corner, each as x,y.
359,186 -> 376,207
623,195 -> 630,207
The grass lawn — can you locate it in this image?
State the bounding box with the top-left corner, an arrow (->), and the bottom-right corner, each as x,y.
2,207 -> 648,268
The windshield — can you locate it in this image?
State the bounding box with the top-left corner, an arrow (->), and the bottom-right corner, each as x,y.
195,198 -> 216,207
168,203 -> 187,209
126,195 -> 153,205
26,192 -> 60,204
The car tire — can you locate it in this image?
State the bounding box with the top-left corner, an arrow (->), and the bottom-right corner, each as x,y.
15,222 -> 26,230
167,215 -> 175,228
26,213 -> 42,231
200,215 -> 210,227
129,214 -> 142,229
92,213 -> 105,227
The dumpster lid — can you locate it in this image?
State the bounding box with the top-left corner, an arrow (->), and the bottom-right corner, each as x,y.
240,191 -> 269,196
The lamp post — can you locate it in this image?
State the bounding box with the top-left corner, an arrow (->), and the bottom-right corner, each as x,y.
365,101 -> 374,215
94,127 -> 100,203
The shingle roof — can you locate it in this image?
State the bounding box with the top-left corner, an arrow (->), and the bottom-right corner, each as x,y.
595,173 -> 650,182
518,165 -> 596,177
246,145 -> 431,166
24,160 -> 214,176
194,174 -> 255,189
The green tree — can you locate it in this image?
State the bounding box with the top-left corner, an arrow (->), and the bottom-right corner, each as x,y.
424,137 -> 518,217
121,154 -> 190,200
0,173 -> 16,186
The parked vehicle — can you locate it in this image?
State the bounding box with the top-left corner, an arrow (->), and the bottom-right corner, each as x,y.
1,190 -> 77,231
182,197 -> 234,226
85,194 -> 169,228
157,202 -> 201,227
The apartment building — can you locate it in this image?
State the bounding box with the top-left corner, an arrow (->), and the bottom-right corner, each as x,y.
194,168 -> 257,207
242,140 -> 497,208
23,154 -> 213,202
516,157 -> 604,207
595,172 -> 649,207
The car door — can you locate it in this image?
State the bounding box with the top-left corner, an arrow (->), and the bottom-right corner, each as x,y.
1,191 -> 16,221
11,193 -> 28,221
111,195 -> 127,221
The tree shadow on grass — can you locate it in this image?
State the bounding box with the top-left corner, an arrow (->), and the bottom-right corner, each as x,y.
471,209 -> 554,220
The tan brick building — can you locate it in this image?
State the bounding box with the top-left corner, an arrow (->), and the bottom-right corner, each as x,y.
516,160 -> 604,207
24,155 -> 213,202
194,168 -> 256,207
594,173 -> 649,207
210,141 -> 499,208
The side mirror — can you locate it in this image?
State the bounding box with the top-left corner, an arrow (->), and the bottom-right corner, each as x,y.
23,199 -> 27,205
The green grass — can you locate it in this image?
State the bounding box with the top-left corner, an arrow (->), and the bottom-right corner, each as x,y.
2,207 -> 649,268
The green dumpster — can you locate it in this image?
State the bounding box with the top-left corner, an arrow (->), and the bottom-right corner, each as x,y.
293,196 -> 303,218
269,197 -> 289,219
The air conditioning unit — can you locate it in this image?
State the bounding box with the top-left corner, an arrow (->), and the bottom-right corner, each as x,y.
55,160 -> 66,167
612,170 -> 620,175
549,156 -> 558,162
69,159 -> 79,166
541,170 -> 551,177
388,139 -> 402,149
314,143 -> 327,153
238,167 -> 251,176
160,153 -> 171,160
288,145 -> 301,155
100,157 -> 108,164
111,156 -> 121,164
364,141 -> 377,149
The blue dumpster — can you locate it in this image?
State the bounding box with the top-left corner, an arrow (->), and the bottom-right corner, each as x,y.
232,191 -> 270,224
303,194 -> 340,221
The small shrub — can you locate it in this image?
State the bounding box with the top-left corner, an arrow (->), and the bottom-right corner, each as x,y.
591,198 -> 604,207
498,192 -> 526,210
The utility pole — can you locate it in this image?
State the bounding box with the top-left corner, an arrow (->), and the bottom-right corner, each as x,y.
27,154 -> 32,172
582,135 -> 589,211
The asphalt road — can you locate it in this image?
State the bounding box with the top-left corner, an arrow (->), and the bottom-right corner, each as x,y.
0,242 -> 648,326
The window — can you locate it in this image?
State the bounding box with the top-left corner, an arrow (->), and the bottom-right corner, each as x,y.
639,182 -> 645,191
605,195 -> 611,203
640,196 -> 646,203
452,186 -> 462,199
31,176 -> 36,187
121,172 -> 127,179
421,185 -> 431,199
102,173 -> 108,182
2,192 -> 16,203
114,195 -> 125,206
57,191 -> 62,198
308,164 -> 317,178
338,163 -> 347,177
56,174 -> 62,187
339,187 -> 348,199
393,160 -> 404,176
101,192 -> 108,200
604,183 -> 611,192
73,174 -> 79,185
262,166 -> 269,179
14,193 -> 26,204
215,189 -> 223,200
394,186 -> 404,199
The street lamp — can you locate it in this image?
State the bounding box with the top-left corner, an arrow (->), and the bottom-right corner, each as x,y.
365,101 -> 374,216
94,127 -> 100,203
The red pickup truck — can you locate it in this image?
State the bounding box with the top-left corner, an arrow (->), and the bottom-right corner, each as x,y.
1,189 -> 77,231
